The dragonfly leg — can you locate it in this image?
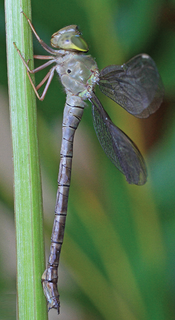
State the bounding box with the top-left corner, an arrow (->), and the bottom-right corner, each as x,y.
34,55 -> 55,60
35,70 -> 52,91
26,66 -> 56,100
13,42 -> 57,100
21,11 -> 56,54
13,42 -> 55,74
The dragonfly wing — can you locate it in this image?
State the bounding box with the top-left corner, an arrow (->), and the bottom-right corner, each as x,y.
89,93 -> 147,185
99,54 -> 164,118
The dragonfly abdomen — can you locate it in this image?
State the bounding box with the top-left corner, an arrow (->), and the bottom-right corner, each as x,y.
42,94 -> 85,313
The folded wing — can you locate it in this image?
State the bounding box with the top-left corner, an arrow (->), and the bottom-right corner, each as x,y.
89,93 -> 147,185
99,54 -> 164,118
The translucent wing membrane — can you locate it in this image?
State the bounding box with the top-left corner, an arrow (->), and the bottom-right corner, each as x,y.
99,54 -> 164,118
90,93 -> 147,185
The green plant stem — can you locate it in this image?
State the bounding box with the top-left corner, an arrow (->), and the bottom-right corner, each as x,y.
5,0 -> 47,319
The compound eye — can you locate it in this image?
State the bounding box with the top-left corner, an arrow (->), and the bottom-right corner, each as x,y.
51,25 -> 88,52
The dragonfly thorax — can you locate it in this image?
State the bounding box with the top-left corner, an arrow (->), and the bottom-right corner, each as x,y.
56,53 -> 99,98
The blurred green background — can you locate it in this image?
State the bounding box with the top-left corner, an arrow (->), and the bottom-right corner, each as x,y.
1,0 -> 175,319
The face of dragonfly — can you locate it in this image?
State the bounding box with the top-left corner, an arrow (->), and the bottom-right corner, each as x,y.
50,25 -> 89,52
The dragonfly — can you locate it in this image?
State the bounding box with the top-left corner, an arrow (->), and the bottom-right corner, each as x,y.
14,12 -> 164,314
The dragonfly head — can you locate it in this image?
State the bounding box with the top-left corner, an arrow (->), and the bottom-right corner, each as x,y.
51,25 -> 89,52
